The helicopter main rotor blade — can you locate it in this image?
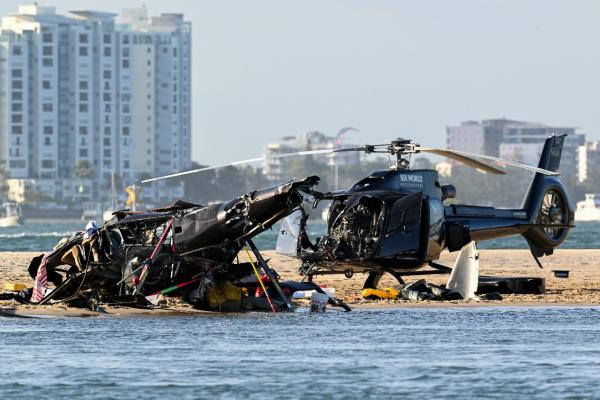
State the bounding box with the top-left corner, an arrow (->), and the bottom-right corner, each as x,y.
416,147 -> 506,175
140,147 -> 374,183
417,147 -> 559,176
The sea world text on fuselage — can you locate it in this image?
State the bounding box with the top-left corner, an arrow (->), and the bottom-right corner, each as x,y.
399,174 -> 424,188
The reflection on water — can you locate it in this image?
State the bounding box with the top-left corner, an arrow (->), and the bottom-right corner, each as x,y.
1,307 -> 600,399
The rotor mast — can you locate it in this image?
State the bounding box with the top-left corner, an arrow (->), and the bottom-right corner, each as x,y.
388,138 -> 419,170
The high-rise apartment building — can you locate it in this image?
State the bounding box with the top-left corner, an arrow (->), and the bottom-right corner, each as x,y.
0,5 -> 191,203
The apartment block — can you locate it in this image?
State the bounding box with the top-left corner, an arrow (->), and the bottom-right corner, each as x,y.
446,118 -> 585,182
0,5 -> 191,204
263,131 -> 360,183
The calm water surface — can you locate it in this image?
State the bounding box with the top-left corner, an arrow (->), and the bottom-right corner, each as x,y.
1,220 -> 599,252
1,306 -> 600,399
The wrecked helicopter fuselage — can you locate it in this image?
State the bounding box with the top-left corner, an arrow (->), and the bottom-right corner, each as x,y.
26,176 -> 349,312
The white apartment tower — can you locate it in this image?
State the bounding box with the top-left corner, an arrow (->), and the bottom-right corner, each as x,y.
0,5 -> 191,203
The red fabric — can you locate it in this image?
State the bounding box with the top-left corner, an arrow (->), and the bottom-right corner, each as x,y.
31,255 -> 48,303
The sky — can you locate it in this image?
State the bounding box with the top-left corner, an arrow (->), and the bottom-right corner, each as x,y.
1,0 -> 599,166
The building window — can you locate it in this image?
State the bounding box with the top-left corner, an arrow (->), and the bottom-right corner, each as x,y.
104,127 -> 111,136
103,149 -> 111,157
122,104 -> 130,113
123,160 -> 130,169
122,59 -> 130,68
173,48 -> 177,57
12,103 -> 22,112
103,137 -> 110,146
12,46 -> 21,55
122,47 -> 130,57
42,33 -> 53,43
12,126 -> 22,135
79,104 -> 88,113
103,47 -> 111,57
44,126 -> 53,135
11,69 -> 22,78
42,80 -> 51,90
122,127 -> 130,136
122,35 -> 129,45
79,149 -> 88,157
103,70 -> 111,79
79,126 -> 88,135
44,137 -> 51,146
104,104 -> 111,112
42,159 -> 54,168
12,80 -> 22,89
79,34 -> 88,43
12,114 -> 22,123
103,92 -> 111,101
79,92 -> 88,101
103,34 -> 111,44
12,92 -> 22,100
43,103 -> 53,112
43,46 -> 52,56
79,46 -> 88,56
79,81 -> 88,90
42,58 -> 53,67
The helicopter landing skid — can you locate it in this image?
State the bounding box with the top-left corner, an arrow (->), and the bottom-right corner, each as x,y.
305,262 -> 453,289
361,263 -> 452,289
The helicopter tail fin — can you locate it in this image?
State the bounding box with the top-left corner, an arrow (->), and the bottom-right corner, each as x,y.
520,134 -> 574,257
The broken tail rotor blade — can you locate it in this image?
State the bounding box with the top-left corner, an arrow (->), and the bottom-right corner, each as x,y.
417,147 -> 560,176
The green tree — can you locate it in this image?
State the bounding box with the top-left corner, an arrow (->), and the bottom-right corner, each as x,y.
73,160 -> 95,179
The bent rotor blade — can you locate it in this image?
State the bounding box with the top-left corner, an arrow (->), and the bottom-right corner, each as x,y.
416,147 -> 506,175
418,147 -> 560,176
141,147 -> 372,183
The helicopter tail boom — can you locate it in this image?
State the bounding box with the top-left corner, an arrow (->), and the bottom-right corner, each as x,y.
444,135 -> 574,255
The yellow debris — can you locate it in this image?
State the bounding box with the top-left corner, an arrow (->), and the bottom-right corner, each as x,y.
4,283 -> 27,292
362,287 -> 400,300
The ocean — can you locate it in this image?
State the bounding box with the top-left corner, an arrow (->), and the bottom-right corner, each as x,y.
1,306 -> 600,399
0,219 -> 598,253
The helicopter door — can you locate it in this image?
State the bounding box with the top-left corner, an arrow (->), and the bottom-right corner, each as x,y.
377,192 -> 423,258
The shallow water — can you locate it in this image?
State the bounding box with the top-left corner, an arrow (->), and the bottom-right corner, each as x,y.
1,219 -> 599,252
1,306 -> 600,399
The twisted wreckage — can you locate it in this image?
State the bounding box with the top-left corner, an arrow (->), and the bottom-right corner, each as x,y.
25,176 -> 350,312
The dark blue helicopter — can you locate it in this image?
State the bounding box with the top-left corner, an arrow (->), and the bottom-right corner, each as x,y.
144,134 -> 574,290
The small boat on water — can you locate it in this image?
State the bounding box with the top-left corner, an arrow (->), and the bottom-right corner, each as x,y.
0,202 -> 23,227
575,194 -> 600,221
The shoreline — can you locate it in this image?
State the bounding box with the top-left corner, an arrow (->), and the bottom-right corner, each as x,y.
2,301 -> 600,319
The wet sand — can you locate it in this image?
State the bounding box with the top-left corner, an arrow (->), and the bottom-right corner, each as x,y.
1,250 -> 599,316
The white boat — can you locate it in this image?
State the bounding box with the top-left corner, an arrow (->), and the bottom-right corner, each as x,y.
0,202 -> 23,227
575,194 -> 600,221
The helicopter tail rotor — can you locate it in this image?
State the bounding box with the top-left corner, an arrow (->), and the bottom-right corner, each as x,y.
521,135 -> 574,257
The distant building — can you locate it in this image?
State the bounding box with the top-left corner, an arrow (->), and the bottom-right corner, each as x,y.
263,131 -> 360,183
446,118 -> 512,157
578,141 -> 600,183
0,4 -> 191,204
446,118 -> 585,182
